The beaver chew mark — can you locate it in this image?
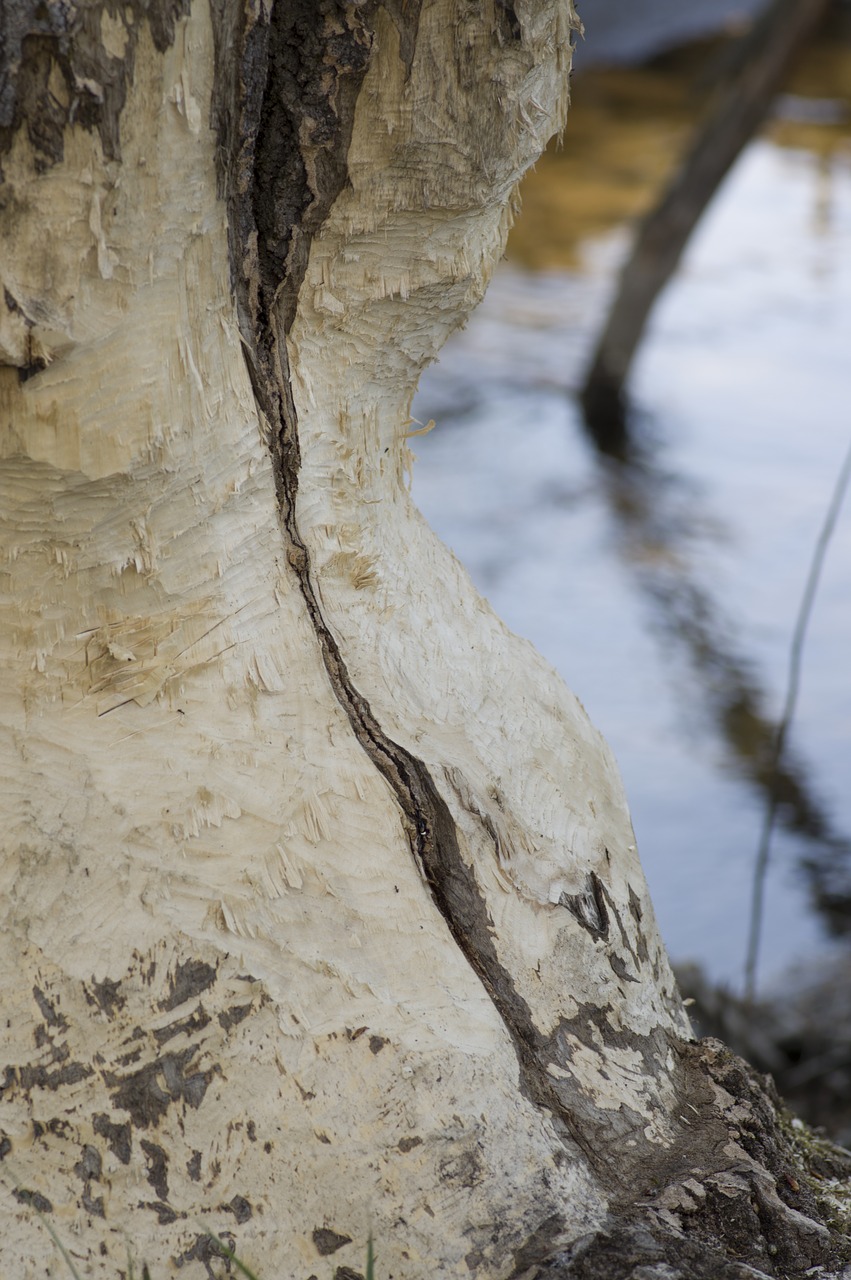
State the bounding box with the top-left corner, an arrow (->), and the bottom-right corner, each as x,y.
216,0 -> 624,1179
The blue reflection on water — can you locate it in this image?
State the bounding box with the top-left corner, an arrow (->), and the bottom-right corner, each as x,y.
412,140 -> 851,990
576,0 -> 769,67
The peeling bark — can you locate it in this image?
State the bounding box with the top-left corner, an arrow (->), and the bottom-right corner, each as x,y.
1,1 -> 850,1277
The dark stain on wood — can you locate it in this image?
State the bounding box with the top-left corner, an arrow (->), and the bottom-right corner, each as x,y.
154,1006 -> 212,1045
505,1213 -> 566,1279
140,1139 -> 169,1200
559,871 -> 610,940
225,1194 -> 253,1224
159,959 -> 217,1012
93,1113 -> 132,1165
13,1187 -> 53,1214
73,1143 -> 102,1183
217,1002 -> 252,1032
608,953 -> 639,984
74,1142 -> 106,1218
32,985 -> 68,1030
627,885 -> 650,963
139,1198 -> 179,1225
0,0 -> 190,168
3,1058 -> 93,1094
440,1149 -> 483,1188
106,1046 -> 213,1128
87,976 -> 126,1020
82,1186 -> 106,1218
33,1117 -> 70,1141
174,1230 -> 237,1274
313,1226 -> 353,1256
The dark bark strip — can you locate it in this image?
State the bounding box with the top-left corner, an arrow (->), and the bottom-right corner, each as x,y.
559,871 -> 609,940
210,0 -> 637,1179
251,4 -> 373,333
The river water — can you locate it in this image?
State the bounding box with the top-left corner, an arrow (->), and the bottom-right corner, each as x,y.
411,21 -> 851,994
575,0 -> 769,68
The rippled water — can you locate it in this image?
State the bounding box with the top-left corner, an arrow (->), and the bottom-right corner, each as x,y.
411,33 -> 851,993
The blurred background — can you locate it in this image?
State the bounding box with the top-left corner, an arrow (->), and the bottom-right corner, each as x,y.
411,1 -> 851,1137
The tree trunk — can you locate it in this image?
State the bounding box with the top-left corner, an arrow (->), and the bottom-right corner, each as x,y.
0,2 -> 849,1277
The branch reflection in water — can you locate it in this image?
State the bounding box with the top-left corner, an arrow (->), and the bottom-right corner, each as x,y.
597,434 -> 851,962
413,16 -> 851,985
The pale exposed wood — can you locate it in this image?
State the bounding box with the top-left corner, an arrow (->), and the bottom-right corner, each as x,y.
1,1 -> 849,1277
287,0 -> 686,1127
0,2 -> 640,1273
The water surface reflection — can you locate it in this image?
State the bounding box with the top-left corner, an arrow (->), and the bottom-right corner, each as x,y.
412,23 -> 851,990
600,443 -> 851,939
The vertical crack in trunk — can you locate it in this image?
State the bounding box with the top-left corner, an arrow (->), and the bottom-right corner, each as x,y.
212,0 -> 605,1174
274,446 -> 605,1169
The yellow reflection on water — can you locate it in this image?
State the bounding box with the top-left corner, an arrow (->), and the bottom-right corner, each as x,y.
508,16 -> 851,271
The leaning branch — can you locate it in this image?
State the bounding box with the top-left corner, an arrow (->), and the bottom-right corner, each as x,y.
580,0 -> 830,453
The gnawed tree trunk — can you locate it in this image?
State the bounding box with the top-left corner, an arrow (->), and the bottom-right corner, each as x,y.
0,2 -> 849,1278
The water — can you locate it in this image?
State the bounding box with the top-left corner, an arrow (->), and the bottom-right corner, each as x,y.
411,47 -> 851,993
575,0 -> 769,68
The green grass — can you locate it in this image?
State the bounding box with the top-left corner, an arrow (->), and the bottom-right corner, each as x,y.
125,1250 -> 151,1280
198,1226 -> 262,1280
1,1169 -> 83,1280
